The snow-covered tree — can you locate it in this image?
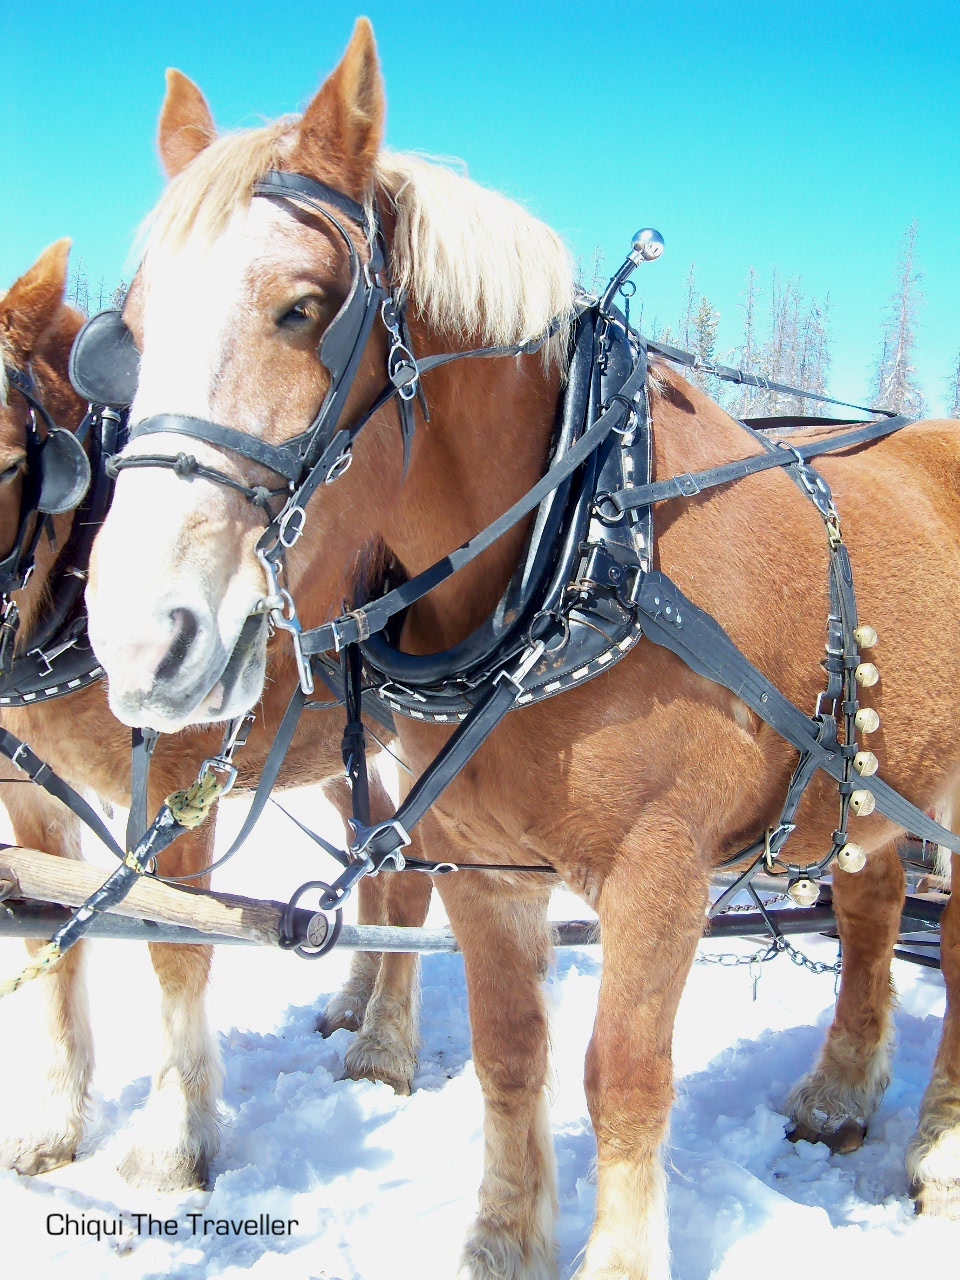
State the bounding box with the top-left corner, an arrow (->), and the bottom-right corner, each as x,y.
947,349 -> 960,419
67,258 -> 90,315
735,267 -> 761,417
870,219 -> 925,416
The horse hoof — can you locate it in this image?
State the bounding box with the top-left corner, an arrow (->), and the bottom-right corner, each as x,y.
914,1181 -> 960,1219
316,1003 -> 363,1038
342,1037 -> 416,1096
0,1136 -> 77,1176
118,1146 -> 210,1192
788,1119 -> 867,1154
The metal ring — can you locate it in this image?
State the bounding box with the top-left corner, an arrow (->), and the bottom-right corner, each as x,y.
527,609 -> 570,652
593,493 -> 624,525
325,451 -> 353,485
618,280 -> 637,298
280,880 -> 344,958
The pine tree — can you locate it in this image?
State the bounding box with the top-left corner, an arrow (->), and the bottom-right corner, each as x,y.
947,349 -> 960,419
679,263 -> 698,351
67,258 -> 90,315
870,219 -> 925,416
111,281 -> 129,309
796,295 -> 832,415
735,267 -> 761,417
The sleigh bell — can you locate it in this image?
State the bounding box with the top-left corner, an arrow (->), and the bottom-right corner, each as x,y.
853,750 -> 879,776
854,625 -> 878,649
836,842 -> 867,874
787,877 -> 820,907
855,663 -> 880,688
855,707 -> 880,734
849,789 -> 876,817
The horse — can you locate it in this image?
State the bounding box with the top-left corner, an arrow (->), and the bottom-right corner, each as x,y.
0,240 -> 431,1192
83,19 -> 960,1277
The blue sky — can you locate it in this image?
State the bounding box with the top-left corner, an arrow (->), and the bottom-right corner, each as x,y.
2,1 -> 957,411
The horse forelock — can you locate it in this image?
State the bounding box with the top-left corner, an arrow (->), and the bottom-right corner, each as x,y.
140,121 -> 576,368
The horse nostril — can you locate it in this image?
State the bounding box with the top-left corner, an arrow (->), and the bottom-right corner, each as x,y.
155,607 -> 201,684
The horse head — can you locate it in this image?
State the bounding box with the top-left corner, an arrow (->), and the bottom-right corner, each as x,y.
86,21 -> 403,730
0,242 -> 86,603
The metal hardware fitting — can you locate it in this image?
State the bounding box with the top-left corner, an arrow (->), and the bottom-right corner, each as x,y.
349,818 -> 412,872
256,548 -> 314,695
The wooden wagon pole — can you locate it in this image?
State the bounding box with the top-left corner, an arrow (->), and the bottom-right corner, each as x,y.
0,845 -> 945,953
0,846 -> 328,950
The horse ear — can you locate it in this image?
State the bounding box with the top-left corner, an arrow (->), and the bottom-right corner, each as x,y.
158,70 -> 217,178
292,18 -> 385,198
0,239 -> 71,356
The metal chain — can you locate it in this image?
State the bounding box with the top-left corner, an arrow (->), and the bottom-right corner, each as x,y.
696,896 -> 843,998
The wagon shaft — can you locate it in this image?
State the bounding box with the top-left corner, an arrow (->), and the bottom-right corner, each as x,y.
0,846 -> 322,948
0,845 -> 944,953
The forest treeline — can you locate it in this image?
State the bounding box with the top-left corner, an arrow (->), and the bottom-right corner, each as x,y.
635,221 -> 958,419
69,221 -> 959,419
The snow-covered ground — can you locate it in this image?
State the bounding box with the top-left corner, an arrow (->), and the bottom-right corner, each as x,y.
0,779 -> 956,1278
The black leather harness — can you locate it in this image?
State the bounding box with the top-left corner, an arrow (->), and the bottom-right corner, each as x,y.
56,170 -> 960,950
0,365 -> 107,707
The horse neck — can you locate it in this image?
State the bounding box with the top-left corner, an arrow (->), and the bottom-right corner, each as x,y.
378,318 -> 563,654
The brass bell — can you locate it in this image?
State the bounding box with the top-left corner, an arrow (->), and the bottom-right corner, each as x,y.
787,877 -> 820,906
854,625 -> 878,649
855,663 -> 880,687
855,707 -> 880,733
850,789 -> 876,817
854,751 -> 879,776
836,842 -> 867,873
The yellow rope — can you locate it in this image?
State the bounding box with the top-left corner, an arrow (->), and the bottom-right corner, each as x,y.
0,940 -> 63,999
1,770 -> 227,1000
165,772 -> 227,829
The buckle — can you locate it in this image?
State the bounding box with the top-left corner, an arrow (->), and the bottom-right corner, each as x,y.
349,818 -> 412,872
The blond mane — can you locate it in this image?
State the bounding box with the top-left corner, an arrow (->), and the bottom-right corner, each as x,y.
143,124 -> 576,360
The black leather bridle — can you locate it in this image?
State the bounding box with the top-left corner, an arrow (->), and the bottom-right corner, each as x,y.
0,364 -> 91,597
87,168 -> 561,693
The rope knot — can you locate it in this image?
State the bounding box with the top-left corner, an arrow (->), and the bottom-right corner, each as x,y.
173,453 -> 199,478
251,485 -> 272,509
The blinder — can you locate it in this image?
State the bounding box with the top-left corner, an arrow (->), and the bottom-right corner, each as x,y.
3,364 -> 91,518
68,308 -> 140,410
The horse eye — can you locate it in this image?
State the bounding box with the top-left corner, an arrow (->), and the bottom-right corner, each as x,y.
277,299 -> 318,330
0,463 -> 21,484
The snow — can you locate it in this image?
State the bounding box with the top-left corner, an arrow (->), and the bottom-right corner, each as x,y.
0,779 -> 957,1278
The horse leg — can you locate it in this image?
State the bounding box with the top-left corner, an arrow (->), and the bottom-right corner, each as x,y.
320,769 -> 433,1094
908,848 -> 960,1216
318,776 -> 382,1035
117,820 -> 222,1191
0,782 -> 93,1174
441,869 -> 556,1280
786,839 -> 904,1153
577,815 -> 708,1280
341,864 -> 432,1094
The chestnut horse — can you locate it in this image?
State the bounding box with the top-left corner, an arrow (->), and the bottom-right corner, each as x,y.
0,242 -> 430,1191
84,20 -> 960,1277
